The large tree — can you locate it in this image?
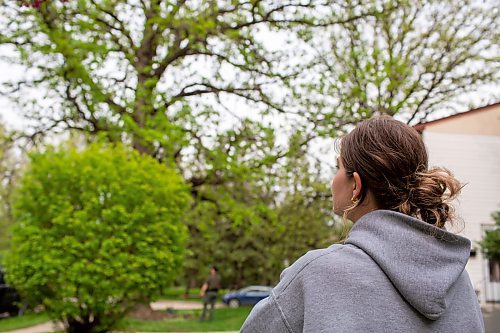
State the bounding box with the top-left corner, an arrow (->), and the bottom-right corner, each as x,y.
0,0 -> 370,154
1,0 -> 498,290
2,0 -> 498,168
0,0 -> 367,289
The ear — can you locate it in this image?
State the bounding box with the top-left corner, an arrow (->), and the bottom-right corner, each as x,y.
352,172 -> 363,200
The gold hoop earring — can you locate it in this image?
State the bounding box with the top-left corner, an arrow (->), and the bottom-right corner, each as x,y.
351,196 -> 359,204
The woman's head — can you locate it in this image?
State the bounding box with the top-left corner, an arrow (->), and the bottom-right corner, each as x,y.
332,116 -> 461,227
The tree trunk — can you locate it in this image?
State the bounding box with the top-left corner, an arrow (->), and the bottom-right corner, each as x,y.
66,316 -> 106,333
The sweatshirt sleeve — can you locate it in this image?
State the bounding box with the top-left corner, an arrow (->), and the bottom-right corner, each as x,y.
240,293 -> 290,333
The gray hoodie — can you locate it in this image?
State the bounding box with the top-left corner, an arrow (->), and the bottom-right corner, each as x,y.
241,210 -> 484,332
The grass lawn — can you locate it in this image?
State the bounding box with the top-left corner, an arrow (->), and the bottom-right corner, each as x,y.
0,312 -> 50,332
0,308 -> 252,332
119,307 -> 252,332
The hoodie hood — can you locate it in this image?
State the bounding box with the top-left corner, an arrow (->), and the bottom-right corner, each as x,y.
345,210 -> 471,320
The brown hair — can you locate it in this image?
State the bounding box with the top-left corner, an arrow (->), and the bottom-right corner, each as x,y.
339,116 -> 462,228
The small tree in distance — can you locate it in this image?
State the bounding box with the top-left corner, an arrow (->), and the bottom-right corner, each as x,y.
481,211 -> 500,261
4,142 -> 190,333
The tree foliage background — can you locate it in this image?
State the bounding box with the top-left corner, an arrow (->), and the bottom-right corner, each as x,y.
0,123 -> 20,253
300,0 -> 499,128
0,0 -> 498,313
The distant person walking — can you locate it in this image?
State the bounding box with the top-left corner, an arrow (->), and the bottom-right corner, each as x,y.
200,266 -> 221,321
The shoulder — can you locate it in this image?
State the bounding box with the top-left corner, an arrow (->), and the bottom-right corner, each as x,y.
265,244 -> 375,331
274,244 -> 366,295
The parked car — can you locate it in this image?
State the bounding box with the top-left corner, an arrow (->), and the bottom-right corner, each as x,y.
222,285 -> 272,308
0,267 -> 21,317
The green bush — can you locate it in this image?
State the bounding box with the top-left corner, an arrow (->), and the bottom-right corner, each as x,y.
4,143 -> 190,333
481,211 -> 500,261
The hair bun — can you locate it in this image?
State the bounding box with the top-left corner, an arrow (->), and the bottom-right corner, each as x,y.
399,167 -> 462,228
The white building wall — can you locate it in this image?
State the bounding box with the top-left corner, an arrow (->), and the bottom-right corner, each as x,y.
423,131 -> 500,303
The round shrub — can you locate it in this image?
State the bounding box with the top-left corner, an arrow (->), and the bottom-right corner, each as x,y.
4,143 -> 189,332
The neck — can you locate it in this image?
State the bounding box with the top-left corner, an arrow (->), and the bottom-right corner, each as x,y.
349,192 -> 379,223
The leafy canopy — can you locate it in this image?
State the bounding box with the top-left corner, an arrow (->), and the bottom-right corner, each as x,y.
1,0 -> 499,292
303,0 -> 499,127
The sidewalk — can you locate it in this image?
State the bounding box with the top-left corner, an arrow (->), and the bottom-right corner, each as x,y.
482,303 -> 500,333
4,322 -> 62,333
150,300 -> 224,311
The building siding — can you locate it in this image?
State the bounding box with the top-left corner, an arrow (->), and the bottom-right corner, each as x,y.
423,131 -> 500,302
416,103 -> 500,136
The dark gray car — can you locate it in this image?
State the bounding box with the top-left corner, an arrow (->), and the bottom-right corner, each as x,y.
0,267 -> 21,317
